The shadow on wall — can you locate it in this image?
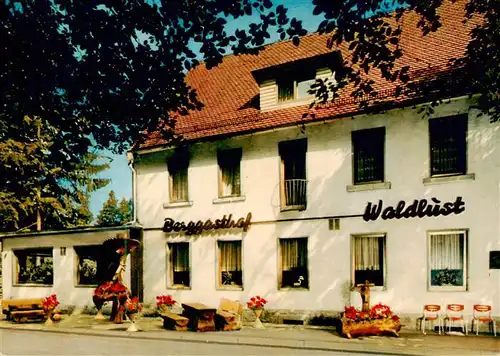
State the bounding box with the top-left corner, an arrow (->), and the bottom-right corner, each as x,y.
137,110 -> 499,326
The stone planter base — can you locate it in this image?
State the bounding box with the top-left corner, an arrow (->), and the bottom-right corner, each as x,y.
341,317 -> 401,339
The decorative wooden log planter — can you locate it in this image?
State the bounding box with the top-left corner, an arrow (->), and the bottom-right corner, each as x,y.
340,316 -> 402,339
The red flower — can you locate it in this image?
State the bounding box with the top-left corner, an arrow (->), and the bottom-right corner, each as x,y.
125,296 -> 143,313
156,295 -> 176,307
42,294 -> 60,312
370,303 -> 393,319
247,295 -> 268,310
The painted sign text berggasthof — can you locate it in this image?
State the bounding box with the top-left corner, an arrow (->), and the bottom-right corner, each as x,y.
363,197 -> 465,222
163,212 -> 252,235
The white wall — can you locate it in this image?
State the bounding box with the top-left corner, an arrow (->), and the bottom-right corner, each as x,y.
137,96 -> 500,317
2,229 -> 131,306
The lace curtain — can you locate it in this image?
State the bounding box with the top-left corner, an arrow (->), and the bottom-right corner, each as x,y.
430,233 -> 464,270
281,239 -> 307,270
220,241 -> 242,271
354,236 -> 381,271
172,243 -> 189,272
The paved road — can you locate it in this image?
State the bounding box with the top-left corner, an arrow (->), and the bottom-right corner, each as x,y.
0,329 -> 381,356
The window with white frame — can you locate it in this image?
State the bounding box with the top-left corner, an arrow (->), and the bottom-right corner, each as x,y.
218,240 -> 242,288
217,148 -> 242,197
352,235 -> 386,287
14,247 -> 54,285
279,238 -> 309,289
168,148 -> 189,202
168,242 -> 190,288
428,230 -> 467,290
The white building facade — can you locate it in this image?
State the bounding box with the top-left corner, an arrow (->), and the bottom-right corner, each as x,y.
136,96 -> 500,320
1,227 -> 142,306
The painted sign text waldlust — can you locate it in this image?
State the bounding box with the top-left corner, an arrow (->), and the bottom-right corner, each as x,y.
363,197 -> 465,222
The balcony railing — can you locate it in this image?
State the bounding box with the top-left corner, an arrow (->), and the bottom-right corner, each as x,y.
282,179 -> 307,211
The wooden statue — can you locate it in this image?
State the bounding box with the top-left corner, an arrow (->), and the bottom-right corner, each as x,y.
356,280 -> 375,312
92,234 -> 140,324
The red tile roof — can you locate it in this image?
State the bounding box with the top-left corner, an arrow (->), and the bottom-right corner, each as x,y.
140,1 -> 478,150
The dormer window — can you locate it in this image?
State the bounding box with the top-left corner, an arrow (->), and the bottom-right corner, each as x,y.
277,69 -> 316,103
252,51 -> 342,112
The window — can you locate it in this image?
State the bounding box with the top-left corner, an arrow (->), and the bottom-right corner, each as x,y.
279,238 -> 309,289
279,139 -> 307,211
277,70 -> 315,103
168,149 -> 189,202
168,242 -> 190,288
352,127 -> 385,184
428,230 -> 467,291
14,247 -> 53,285
217,148 -> 242,197
218,241 -> 242,288
278,77 -> 294,102
429,115 -> 467,176
352,235 -> 386,287
74,245 -> 101,286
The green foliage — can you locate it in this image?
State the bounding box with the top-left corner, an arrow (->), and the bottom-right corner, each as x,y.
96,191 -> 133,227
1,0 -> 498,229
0,116 -> 110,232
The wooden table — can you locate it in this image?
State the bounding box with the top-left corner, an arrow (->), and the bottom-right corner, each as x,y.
181,302 -> 216,332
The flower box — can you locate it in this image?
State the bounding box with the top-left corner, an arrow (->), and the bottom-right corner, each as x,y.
341,315 -> 402,339
340,303 -> 401,339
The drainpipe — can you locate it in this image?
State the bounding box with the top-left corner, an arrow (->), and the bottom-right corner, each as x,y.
126,151 -> 139,226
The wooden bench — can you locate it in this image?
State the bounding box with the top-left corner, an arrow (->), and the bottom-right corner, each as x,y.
182,302 -> 216,332
2,299 -> 45,322
11,310 -> 46,323
160,311 -> 189,331
215,298 -> 243,331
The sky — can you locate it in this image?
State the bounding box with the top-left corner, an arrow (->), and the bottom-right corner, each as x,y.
89,0 -> 325,218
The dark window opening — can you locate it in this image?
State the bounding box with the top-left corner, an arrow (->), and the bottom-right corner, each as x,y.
169,242 -> 190,287
429,115 -> 467,176
280,238 -> 309,289
352,127 -> 385,184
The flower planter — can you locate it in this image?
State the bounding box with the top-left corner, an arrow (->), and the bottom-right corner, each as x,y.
159,304 -> 173,313
341,316 -> 401,339
44,310 -> 54,326
127,313 -> 138,332
253,308 -> 264,329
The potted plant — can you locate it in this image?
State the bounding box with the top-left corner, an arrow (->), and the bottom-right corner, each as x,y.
42,294 -> 60,326
433,269 -> 458,286
125,296 -> 143,332
247,296 -> 267,328
156,295 -> 177,313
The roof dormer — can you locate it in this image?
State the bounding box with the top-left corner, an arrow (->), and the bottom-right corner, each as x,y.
251,51 -> 341,112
